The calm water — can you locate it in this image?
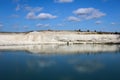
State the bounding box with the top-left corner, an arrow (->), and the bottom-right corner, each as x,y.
0,44 -> 120,80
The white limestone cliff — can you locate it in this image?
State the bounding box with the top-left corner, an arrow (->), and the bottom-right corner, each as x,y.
0,31 -> 119,45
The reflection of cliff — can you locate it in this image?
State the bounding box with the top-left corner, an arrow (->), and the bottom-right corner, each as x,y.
0,44 -> 119,54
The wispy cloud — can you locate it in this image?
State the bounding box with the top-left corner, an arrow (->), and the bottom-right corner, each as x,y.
23,26 -> 29,29
26,12 -> 36,19
36,23 -> 50,27
10,14 -> 20,18
56,23 -> 65,27
111,22 -> 116,25
12,0 -> 20,3
67,16 -> 80,22
15,4 -> 20,11
25,6 -> 43,12
95,21 -> 102,24
0,23 -> 4,27
54,0 -> 74,3
73,8 -> 106,20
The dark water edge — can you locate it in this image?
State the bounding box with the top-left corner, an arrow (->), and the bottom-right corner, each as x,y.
0,44 -> 120,80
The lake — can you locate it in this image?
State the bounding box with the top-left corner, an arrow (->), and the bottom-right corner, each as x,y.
0,44 -> 120,80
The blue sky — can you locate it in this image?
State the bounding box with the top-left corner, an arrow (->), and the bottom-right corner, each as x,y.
0,0 -> 120,32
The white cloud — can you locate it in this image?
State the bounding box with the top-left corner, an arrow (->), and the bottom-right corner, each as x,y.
44,24 -> 50,27
73,8 -> 106,19
111,22 -> 116,25
55,0 -> 74,3
36,23 -> 43,27
36,23 -> 50,27
37,13 -> 57,19
0,23 -> 3,27
67,16 -> 80,22
95,21 -> 102,24
26,12 -> 36,19
15,4 -> 20,11
73,8 -> 93,15
25,6 -> 43,12
26,12 -> 57,20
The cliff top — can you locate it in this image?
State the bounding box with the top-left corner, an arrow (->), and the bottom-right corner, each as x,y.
0,30 -> 119,35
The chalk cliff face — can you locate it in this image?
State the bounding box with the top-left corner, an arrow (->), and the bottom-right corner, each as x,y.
0,31 -> 119,45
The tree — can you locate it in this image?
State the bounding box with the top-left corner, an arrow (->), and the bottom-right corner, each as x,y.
94,30 -> 96,32
78,29 -> 81,32
87,30 -> 90,32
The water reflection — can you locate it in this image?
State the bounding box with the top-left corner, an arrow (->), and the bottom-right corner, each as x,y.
27,59 -> 56,69
75,60 -> 103,73
0,44 -> 120,80
0,44 -> 119,54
